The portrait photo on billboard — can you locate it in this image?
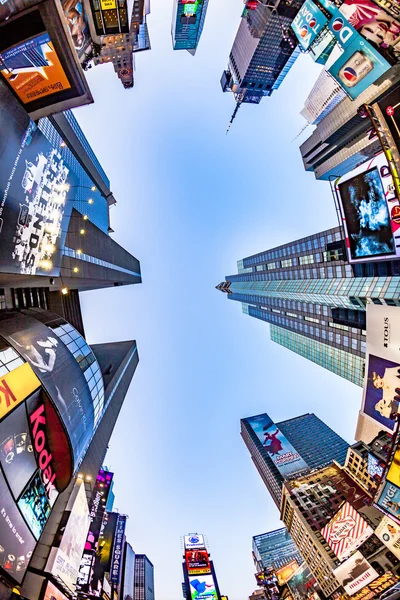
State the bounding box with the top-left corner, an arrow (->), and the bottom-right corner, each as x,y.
62,0 -> 91,59
339,0 -> 400,63
328,34 -> 391,100
362,353 -> 399,430
333,551 -> 378,595
377,481 -> 400,521
247,415 -> 309,478
0,469 -> 36,583
186,549 -> 210,574
0,401 -> 37,499
188,574 -> 218,600
337,155 -> 398,261
0,312 -> 95,470
0,107 -> 78,277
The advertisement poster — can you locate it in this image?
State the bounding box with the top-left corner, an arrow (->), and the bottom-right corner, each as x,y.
350,572 -> 400,600
377,85 -> 400,152
361,305 -> 400,431
247,414 -> 309,478
276,560 -> 300,585
333,551 -> 378,595
339,0 -> 400,63
291,0 -> 328,50
46,479 -> 90,591
320,502 -> 373,560
91,512 -> 119,594
188,574 -> 218,600
286,563 -> 319,600
62,0 -> 91,59
336,153 -> 399,263
0,401 -> 37,500
110,515 -> 126,584
367,453 -> 384,478
0,313 -> 95,469
18,470 -> 52,539
43,580 -> 69,600
0,102 -> 78,276
375,515 -> 400,559
186,549 -> 211,575
388,447 -> 400,486
184,534 -> 205,550
0,32 -> 71,104
0,469 -> 36,583
0,361 -> 40,422
377,481 -> 400,520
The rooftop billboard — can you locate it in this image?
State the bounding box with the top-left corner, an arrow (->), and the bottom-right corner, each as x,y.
184,534 -> 206,550
246,414 -> 309,478
336,153 -> 399,263
321,502 -> 373,561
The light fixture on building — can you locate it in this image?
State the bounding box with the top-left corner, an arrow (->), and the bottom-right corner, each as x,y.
61,287 -> 69,295
83,215 -> 88,220
76,249 -> 82,255
73,267 -> 79,273
91,186 -> 96,191
88,198 -> 94,204
80,229 -> 85,235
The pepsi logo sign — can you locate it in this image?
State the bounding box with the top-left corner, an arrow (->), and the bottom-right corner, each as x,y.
332,17 -> 344,31
342,66 -> 358,82
300,25 -> 308,37
309,17 -> 316,28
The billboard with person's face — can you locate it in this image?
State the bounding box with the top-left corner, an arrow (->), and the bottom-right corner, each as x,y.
0,94 -> 78,276
336,153 -> 399,263
186,549 -> 211,575
376,481 -> 400,521
246,414 -> 309,478
62,0 -> 91,59
333,551 -> 378,595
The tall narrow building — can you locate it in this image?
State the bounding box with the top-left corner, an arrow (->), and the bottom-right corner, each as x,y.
253,528 -> 302,571
241,412 -> 349,508
134,555 -> 155,600
218,226 -> 400,387
171,0 -> 209,55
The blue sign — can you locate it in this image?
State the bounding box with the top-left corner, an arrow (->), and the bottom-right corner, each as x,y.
328,33 -> 391,99
377,481 -> 400,521
291,0 -> 328,50
247,414 -> 309,479
111,515 -> 126,584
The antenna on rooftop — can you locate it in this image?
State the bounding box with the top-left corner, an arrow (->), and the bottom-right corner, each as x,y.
226,94 -> 244,134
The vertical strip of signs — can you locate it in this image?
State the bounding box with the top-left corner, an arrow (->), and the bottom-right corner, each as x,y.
110,515 -> 126,584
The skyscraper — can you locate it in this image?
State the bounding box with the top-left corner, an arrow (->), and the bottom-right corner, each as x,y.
218,226 -> 400,387
252,528 -> 302,571
134,555 -> 155,600
221,0 -> 301,113
241,412 -> 349,507
171,0 -> 209,54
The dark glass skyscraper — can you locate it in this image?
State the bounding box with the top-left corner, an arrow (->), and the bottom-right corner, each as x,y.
134,555 -> 155,600
252,528 -> 302,571
241,412 -> 349,508
218,226 -> 400,387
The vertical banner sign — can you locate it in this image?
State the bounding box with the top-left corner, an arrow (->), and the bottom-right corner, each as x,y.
111,515 -> 126,584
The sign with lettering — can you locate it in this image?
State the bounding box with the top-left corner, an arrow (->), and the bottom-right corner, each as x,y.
110,515 -> 126,584
0,362 -> 40,421
333,552 -> 378,596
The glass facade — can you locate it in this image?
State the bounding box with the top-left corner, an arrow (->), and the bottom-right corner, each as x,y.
241,412 -> 349,508
221,226 -> 400,386
252,528 -> 302,570
134,555 -> 154,600
171,0 -> 209,52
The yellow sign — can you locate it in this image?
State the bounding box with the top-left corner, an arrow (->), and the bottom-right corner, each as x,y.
276,561 -> 300,585
0,362 -> 40,421
100,0 -> 116,9
387,448 -> 400,487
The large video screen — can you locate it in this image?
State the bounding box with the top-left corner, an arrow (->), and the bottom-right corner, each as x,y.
338,161 -> 396,261
18,471 -> 52,539
188,574 -> 218,600
186,549 -> 210,575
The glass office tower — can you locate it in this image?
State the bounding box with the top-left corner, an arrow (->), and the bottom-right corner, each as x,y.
171,0 -> 209,54
218,226 -> 400,386
134,555 -> 155,600
253,528 -> 302,571
241,412 -> 349,508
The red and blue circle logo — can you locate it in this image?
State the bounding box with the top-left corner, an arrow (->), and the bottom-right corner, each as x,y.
342,67 -> 358,82
332,17 -> 344,31
300,24 -> 308,37
309,17 -> 317,28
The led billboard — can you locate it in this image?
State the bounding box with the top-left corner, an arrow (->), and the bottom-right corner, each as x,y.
286,563 -> 319,600
91,512 -> 119,595
184,534 -> 206,550
361,305 -> 400,432
247,414 -> 309,478
320,502 -> 373,560
377,481 -> 400,521
0,469 -> 36,583
333,551 -> 378,595
375,515 -> 400,559
110,514 -> 126,584
186,550 -> 211,575
336,153 -> 399,263
18,470 -> 52,539
291,0 -> 328,50
188,574 -> 218,600
46,478 -> 90,591
276,560 -> 300,585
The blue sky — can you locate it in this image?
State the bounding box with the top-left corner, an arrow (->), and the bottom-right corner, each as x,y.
73,1 -> 362,598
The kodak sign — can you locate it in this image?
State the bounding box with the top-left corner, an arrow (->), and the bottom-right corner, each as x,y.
0,362 -> 40,421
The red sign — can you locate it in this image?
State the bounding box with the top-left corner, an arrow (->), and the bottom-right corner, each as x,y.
185,549 -> 211,575
391,205 -> 400,224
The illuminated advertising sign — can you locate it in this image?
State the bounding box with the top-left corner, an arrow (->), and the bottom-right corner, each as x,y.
46,479 -> 90,591
186,550 -> 211,575
247,414 -> 309,478
110,515 -> 126,584
0,107 -> 78,276
388,447 -> 400,486
276,560 -> 300,585
188,574 -> 218,600
18,470 -> 51,539
0,469 -> 36,583
43,581 -> 69,600
377,481 -> 400,521
361,305 -> 400,432
0,33 -> 71,105
90,511 -> 118,595
286,563 -> 319,600
339,0 -> 400,63
291,0 -> 328,50
375,515 -> 400,558
367,453 -> 384,478
0,362 -> 40,422
350,572 -> 400,600
321,502 -> 373,560
377,85 -> 400,153
309,28 -> 337,63
336,153 -> 399,263
101,0 -> 117,8
184,534 -> 205,550
62,0 -> 91,60
333,551 -> 378,595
